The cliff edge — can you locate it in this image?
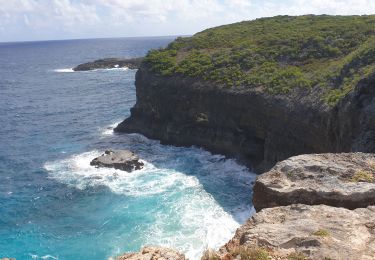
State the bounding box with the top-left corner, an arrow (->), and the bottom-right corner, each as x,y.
115,15 -> 375,172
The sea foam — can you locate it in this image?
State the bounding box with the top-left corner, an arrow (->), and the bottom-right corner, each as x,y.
44,138 -> 256,259
100,121 -> 122,136
54,68 -> 74,73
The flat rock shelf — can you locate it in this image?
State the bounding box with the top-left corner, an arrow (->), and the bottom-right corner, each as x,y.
220,204 -> 375,260
253,153 -> 375,210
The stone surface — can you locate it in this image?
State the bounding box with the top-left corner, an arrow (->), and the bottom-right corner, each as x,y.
220,204 -> 375,260
253,153 -> 375,210
115,64 -> 375,173
116,247 -> 185,260
90,150 -> 144,172
73,57 -> 143,71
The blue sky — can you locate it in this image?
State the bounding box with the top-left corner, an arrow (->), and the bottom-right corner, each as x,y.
0,0 -> 374,42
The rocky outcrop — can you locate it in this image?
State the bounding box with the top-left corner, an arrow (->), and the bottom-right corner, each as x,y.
115,64 -> 375,172
219,204 -> 375,260
253,153 -> 375,210
116,247 -> 185,260
90,150 -> 144,172
73,57 -> 143,71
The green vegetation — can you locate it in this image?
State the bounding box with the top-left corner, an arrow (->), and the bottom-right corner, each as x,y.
288,252 -> 307,260
144,15 -> 375,104
312,229 -> 330,237
231,246 -> 270,260
350,170 -> 375,183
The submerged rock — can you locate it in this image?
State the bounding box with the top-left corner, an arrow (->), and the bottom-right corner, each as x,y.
116,246 -> 186,260
73,57 -> 143,71
90,150 -> 144,172
220,204 -> 375,260
253,153 -> 375,210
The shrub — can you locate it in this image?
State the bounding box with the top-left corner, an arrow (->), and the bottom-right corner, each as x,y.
288,252 -> 307,260
312,229 -> 330,237
144,15 -> 375,100
350,170 -> 374,183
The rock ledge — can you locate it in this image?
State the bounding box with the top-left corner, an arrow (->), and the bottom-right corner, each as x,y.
220,204 -> 375,260
253,153 -> 375,210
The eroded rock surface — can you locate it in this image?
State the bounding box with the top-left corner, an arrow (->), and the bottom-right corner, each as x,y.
116,247 -> 185,260
73,57 -> 143,71
220,204 -> 375,260
90,150 -> 144,172
253,153 -> 375,210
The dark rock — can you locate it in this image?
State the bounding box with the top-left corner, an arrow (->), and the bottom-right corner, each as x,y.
114,65 -> 375,173
90,150 -> 144,172
253,153 -> 375,211
73,57 -> 143,71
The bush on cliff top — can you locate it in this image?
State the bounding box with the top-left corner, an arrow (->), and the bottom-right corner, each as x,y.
144,15 -> 375,104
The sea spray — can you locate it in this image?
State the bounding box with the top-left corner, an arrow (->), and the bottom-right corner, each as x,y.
44,136 -> 256,259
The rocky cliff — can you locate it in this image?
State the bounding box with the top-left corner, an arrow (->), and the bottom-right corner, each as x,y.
115,64 -> 375,172
209,153 -> 375,260
115,15 -> 375,172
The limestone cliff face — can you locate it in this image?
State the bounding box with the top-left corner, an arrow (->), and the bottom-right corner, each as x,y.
115,65 -> 375,172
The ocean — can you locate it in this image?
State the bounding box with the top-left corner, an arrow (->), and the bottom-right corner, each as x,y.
0,37 -> 256,260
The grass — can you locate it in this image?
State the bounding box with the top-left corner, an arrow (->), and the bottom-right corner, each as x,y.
144,15 -> 375,104
350,170 -> 374,183
288,252 -> 307,260
312,229 -> 330,237
231,246 -> 270,260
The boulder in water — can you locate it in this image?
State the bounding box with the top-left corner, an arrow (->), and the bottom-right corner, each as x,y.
90,150 -> 144,172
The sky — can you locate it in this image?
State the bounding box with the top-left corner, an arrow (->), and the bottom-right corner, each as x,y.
0,0 -> 375,42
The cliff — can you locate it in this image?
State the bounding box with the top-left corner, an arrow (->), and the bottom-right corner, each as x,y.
214,153 -> 375,260
115,15 -> 375,172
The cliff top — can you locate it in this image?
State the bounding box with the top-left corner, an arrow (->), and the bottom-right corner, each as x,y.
144,15 -> 375,105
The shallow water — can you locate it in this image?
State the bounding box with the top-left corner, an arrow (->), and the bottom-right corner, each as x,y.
0,37 -> 256,260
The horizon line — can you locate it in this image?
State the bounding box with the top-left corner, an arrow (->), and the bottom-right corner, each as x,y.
0,34 -> 191,45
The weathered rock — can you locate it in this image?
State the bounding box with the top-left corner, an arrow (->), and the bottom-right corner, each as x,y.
90,150 -> 144,172
253,153 -> 375,210
73,57 -> 143,71
115,64 -> 375,173
116,246 -> 185,260
220,204 -> 375,260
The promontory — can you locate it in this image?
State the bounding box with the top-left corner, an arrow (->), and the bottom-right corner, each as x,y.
115,14 -> 375,172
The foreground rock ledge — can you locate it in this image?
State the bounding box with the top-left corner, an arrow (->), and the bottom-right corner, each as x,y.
116,247 -> 186,260
90,150 -> 144,172
219,204 -> 375,260
253,153 -> 375,210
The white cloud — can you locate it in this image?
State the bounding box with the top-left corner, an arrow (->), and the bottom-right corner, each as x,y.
0,0 -> 374,41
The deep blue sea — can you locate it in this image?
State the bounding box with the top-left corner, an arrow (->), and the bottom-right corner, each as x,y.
0,37 -> 256,260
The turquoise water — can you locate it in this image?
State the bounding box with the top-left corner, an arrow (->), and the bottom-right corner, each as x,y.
0,37 -> 256,260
